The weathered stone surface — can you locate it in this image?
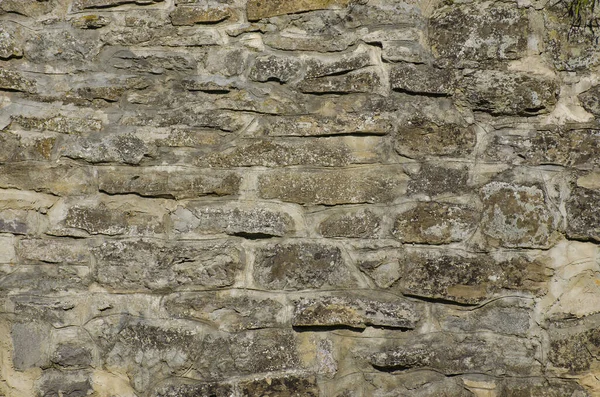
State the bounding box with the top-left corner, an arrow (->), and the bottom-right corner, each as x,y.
56,133 -> 150,164
0,0 -> 55,16
407,163 -> 470,197
305,48 -> 373,78
390,63 -> 454,95
430,2 -> 528,66
566,187 -> 600,242
11,114 -> 103,134
493,378 -> 590,397
193,329 -> 304,380
164,291 -> 286,331
480,182 -> 558,248
153,379 -> 234,397
257,113 -> 395,136
247,0 -> 352,20
298,68 -> 382,94
578,85 -> 600,115
392,202 -> 478,244
239,375 -> 319,397
395,122 -> 476,159
170,5 -> 233,26
292,293 -> 419,329
366,372 -> 473,397
172,201 -> 296,238
51,198 -> 166,237
249,54 -> 303,83
16,239 -> 90,265
488,127 -> 600,167
72,0 -> 164,11
51,344 -> 92,368
459,70 -> 559,116
0,163 -> 96,196
547,316 -> 600,374
318,208 -> 380,238
98,166 -> 241,199
0,68 -> 35,93
70,14 -> 111,29
93,239 -> 242,290
258,167 -> 408,205
0,23 -> 22,59
12,321 -> 52,370
253,242 -> 360,290
369,333 -> 541,376
0,210 -> 41,235
359,248 -> 550,304
36,370 -> 93,397
199,137 -> 384,167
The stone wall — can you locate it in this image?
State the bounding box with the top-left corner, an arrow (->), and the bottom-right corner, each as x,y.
1,0 -> 600,395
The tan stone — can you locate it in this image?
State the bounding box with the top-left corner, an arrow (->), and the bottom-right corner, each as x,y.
247,0 -> 352,21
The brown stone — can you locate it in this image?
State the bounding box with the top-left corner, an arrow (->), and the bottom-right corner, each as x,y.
318,208 -> 381,238
247,0 -> 352,21
298,68 -> 382,94
170,5 -> 232,26
0,68 -> 35,93
566,187 -> 600,242
395,122 -> 476,159
392,202 -> 478,244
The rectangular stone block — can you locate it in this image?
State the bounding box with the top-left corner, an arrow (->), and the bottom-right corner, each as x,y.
0,68 -> 35,93
258,166 -> 408,205
17,239 -> 90,265
0,163 -> 97,196
93,239 -> 243,291
98,166 -> 241,199
247,0 -> 352,20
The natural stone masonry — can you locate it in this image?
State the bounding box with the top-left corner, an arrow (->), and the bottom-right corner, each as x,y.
1,0 -> 600,395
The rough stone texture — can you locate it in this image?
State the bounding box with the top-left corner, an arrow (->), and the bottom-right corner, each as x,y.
1,0 -> 599,396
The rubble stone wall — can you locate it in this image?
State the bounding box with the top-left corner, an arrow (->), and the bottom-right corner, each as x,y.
1,0 -> 600,395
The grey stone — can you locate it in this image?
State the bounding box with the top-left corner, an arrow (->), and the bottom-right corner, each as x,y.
51,344 -> 92,368
318,208 -> 381,238
0,68 -> 35,93
253,241 -> 360,290
0,23 -> 22,59
72,0 -> 164,11
390,63 -> 454,95
407,164 -> 470,196
258,167 -> 408,205
36,370 -> 93,397
93,239 -> 242,291
0,163 -> 96,196
247,0 -> 352,20
239,375 -> 319,397
12,321 -> 51,370
249,54 -> 303,83
566,187 -> 600,242
298,68 -> 382,94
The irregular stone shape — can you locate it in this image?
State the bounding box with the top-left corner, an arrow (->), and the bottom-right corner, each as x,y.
0,209 -> 40,235
12,321 -> 52,370
407,164 -> 469,196
93,239 -> 242,290
181,76 -> 237,93
0,263 -> 91,293
72,85 -> 125,102
36,370 -> 93,397
153,379 -> 234,397
488,127 -> 600,168
17,239 -> 90,265
194,329 -> 303,380
369,333 -> 540,376
0,163 -> 96,196
430,2 -> 528,66
121,109 -> 248,132
258,167 -> 408,205
382,41 -> 425,63
70,14 -> 111,29
367,372 -> 473,397
264,30 -> 358,53
249,54 -> 303,83
239,375 -> 319,397
392,202 -> 478,245
0,23 -> 22,59
24,29 -> 100,68
257,113 -> 395,136
436,298 -> 532,336
170,5 -> 232,26
367,249 -> 549,304
547,316 -> 600,374
298,69 -> 382,94
578,85 -> 600,115
98,166 -> 241,199
480,182 -> 558,248
395,122 -> 476,159
164,291 -> 286,331
172,202 -> 295,238
566,187 -> 600,242
0,0 -> 55,16
58,201 -> 165,237
390,63 -> 453,96
200,137 -> 384,167
11,115 -> 103,134
318,208 -> 380,238
247,0 -> 352,20
57,134 -> 149,165
305,49 -> 373,79
86,317 -> 200,391
72,0 -> 164,11
494,378 -> 589,397
111,50 -> 197,73
51,344 -> 92,368
460,70 -> 558,116
253,242 -> 359,290
292,293 -> 419,329
0,68 -> 35,93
